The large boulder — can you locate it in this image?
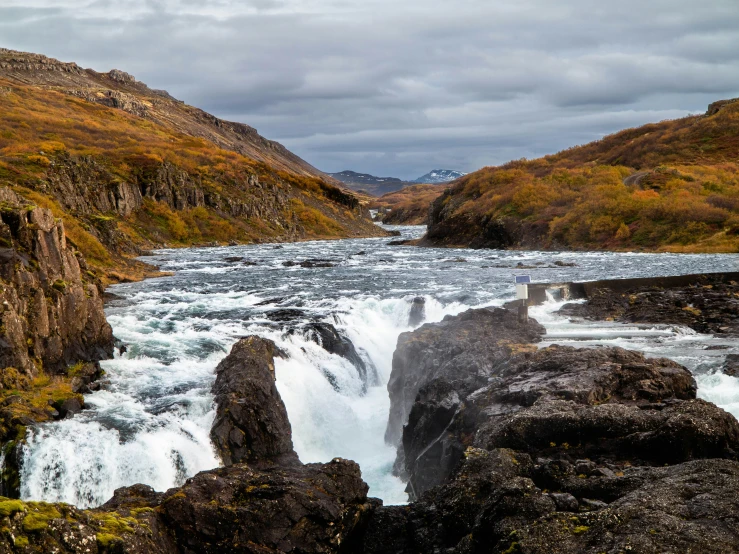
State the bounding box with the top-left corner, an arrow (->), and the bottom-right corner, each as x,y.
400,343 -> 703,498
210,336 -> 298,467
385,307 -> 546,447
159,459 -> 374,554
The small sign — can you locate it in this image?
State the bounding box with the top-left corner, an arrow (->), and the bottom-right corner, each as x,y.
515,275 -> 531,284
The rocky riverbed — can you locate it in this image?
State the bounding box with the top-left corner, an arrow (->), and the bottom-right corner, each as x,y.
0,303 -> 738,552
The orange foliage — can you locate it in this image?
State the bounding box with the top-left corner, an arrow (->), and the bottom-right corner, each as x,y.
441,101 -> 739,252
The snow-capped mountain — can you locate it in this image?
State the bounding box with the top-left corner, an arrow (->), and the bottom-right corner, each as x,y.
328,170 -> 414,196
413,169 -> 466,184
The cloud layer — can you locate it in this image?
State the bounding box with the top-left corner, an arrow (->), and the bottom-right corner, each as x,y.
2,0 -> 738,179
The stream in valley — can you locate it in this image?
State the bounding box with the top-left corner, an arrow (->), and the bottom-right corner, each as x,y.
18,225 -> 739,508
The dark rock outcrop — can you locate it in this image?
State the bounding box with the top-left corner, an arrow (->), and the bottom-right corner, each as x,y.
210,336 -> 298,467
302,322 -> 372,389
556,273 -> 739,335
407,296 -> 425,326
159,458 -> 373,554
362,307 -> 739,553
385,307 -> 545,448
360,449 -> 739,554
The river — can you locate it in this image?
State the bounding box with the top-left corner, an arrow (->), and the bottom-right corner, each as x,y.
18,225 -> 739,508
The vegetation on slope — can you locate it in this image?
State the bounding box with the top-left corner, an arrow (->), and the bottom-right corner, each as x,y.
423,99 -> 739,252
0,74 -> 383,282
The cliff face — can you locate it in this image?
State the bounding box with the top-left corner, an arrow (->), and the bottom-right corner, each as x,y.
0,188 -> 112,377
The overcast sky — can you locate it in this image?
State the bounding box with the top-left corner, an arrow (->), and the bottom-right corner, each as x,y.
1,0 -> 738,179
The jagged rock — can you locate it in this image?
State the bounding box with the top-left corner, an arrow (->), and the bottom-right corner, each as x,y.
361,450 -> 739,554
69,362 -> 105,393
556,275 -> 739,335
56,397 -> 82,419
302,322 -> 371,388
385,307 -> 545,448
361,306 -> 739,554
723,353 -> 739,376
479,397 -> 739,465
400,342 -> 702,498
283,259 -> 336,268
265,308 -> 310,322
210,337 -> 298,467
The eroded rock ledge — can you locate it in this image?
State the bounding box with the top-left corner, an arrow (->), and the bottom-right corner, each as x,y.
0,189 -> 114,495
556,272 -> 739,335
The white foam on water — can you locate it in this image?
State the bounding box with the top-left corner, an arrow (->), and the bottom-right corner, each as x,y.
16,233 -> 739,509
697,373 -> 739,419
269,294 -> 485,505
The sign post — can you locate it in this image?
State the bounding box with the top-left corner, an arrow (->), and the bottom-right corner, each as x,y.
515,275 -> 531,323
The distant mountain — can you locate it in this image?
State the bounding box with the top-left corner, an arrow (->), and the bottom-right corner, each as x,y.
413,169 -> 467,184
330,169 -> 467,196
328,171 -> 415,196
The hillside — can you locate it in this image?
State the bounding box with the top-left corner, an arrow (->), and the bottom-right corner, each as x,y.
0,49 -> 386,282
421,98 -> 739,252
370,184 -> 449,224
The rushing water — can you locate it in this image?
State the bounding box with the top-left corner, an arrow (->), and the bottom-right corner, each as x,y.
19,225 -> 739,508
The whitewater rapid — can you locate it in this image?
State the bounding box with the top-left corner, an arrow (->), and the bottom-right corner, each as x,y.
18,225 -> 739,508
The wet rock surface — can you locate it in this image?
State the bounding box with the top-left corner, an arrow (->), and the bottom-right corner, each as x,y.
363,308 -> 739,553
210,336 -> 298,467
386,307 -> 549,497
301,322 -> 373,389
386,307 -> 545,445
558,274 -> 739,335
407,296 -> 425,326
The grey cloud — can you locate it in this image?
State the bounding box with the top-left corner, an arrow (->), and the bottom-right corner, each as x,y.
0,0 -> 737,179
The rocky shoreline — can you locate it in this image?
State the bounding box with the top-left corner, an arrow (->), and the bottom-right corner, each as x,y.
1,193 -> 739,553
554,272 -> 739,336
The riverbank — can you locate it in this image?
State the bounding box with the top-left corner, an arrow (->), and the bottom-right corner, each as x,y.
527,272 -> 739,336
